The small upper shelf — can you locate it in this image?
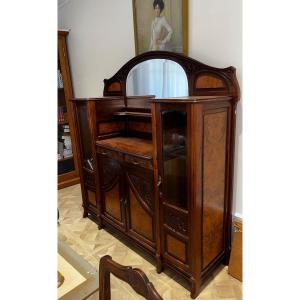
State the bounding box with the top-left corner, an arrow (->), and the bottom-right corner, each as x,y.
113,111 -> 151,118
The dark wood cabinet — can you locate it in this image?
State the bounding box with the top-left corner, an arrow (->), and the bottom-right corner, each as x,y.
72,51 -> 240,298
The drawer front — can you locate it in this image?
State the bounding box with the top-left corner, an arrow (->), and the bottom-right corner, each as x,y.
97,146 -> 123,161
124,154 -> 153,170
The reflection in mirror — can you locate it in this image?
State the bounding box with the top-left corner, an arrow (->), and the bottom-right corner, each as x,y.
126,59 -> 188,98
162,110 -> 187,210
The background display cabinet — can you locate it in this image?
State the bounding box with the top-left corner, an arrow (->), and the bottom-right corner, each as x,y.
57,31 -> 80,189
72,51 -> 240,298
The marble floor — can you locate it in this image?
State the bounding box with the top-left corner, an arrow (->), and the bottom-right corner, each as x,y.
58,184 -> 242,300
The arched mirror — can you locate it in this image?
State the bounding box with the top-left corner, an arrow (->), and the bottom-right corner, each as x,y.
126,59 -> 188,98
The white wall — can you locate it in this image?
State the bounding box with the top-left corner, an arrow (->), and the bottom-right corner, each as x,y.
58,0 -> 135,97
58,0 -> 242,218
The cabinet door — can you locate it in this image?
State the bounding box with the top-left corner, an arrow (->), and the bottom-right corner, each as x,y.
98,154 -> 126,229
160,108 -> 188,210
158,105 -> 190,270
125,165 -> 156,249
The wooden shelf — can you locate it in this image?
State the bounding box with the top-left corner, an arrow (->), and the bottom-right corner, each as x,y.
58,155 -> 73,162
96,137 -> 153,158
113,111 -> 151,118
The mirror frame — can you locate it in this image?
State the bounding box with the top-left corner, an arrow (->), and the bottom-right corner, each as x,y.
103,51 -> 240,101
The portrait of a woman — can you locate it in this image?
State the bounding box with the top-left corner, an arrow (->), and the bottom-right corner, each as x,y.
149,0 -> 173,51
133,0 -> 187,55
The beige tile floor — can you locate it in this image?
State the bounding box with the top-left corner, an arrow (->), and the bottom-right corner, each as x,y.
58,184 -> 242,300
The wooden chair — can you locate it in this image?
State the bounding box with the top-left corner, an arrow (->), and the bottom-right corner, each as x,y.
99,255 -> 163,300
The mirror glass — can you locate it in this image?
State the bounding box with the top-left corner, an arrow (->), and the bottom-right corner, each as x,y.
126,59 -> 188,98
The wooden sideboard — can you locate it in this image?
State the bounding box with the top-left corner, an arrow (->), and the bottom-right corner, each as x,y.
72,51 -> 240,298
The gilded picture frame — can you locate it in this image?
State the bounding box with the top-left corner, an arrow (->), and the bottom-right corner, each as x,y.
132,0 -> 188,55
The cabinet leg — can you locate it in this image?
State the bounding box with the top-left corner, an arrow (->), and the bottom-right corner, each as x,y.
83,208 -> 88,218
155,254 -> 163,273
97,216 -> 103,230
190,276 -> 201,299
223,246 -> 231,265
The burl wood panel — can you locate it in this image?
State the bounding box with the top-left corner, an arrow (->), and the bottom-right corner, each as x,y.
104,183 -> 122,221
87,190 -> 96,207
202,110 -> 228,268
98,121 -> 125,135
166,234 -> 186,263
129,187 -> 153,241
107,81 -> 121,92
195,75 -> 226,89
96,137 -> 153,157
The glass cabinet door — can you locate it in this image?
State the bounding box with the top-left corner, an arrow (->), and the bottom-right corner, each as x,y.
161,108 -> 188,210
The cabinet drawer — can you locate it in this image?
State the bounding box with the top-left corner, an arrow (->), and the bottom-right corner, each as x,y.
124,154 -> 153,170
97,147 -> 123,161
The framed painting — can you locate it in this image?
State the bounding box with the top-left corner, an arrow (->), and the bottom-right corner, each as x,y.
132,0 -> 188,55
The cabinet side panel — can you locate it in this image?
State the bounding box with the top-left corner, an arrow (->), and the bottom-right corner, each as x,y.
202,110 -> 228,268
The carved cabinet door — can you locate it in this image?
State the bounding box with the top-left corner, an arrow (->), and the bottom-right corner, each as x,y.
156,104 -> 191,270
124,165 -> 156,250
98,152 -> 126,230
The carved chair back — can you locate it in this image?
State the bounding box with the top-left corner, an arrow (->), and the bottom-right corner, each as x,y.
99,255 -> 163,300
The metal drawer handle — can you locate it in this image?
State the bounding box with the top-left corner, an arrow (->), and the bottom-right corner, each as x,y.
132,160 -> 140,165
157,175 -> 162,187
101,150 -> 107,155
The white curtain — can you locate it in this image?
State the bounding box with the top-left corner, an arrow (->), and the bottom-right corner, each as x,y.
126,59 -> 188,98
